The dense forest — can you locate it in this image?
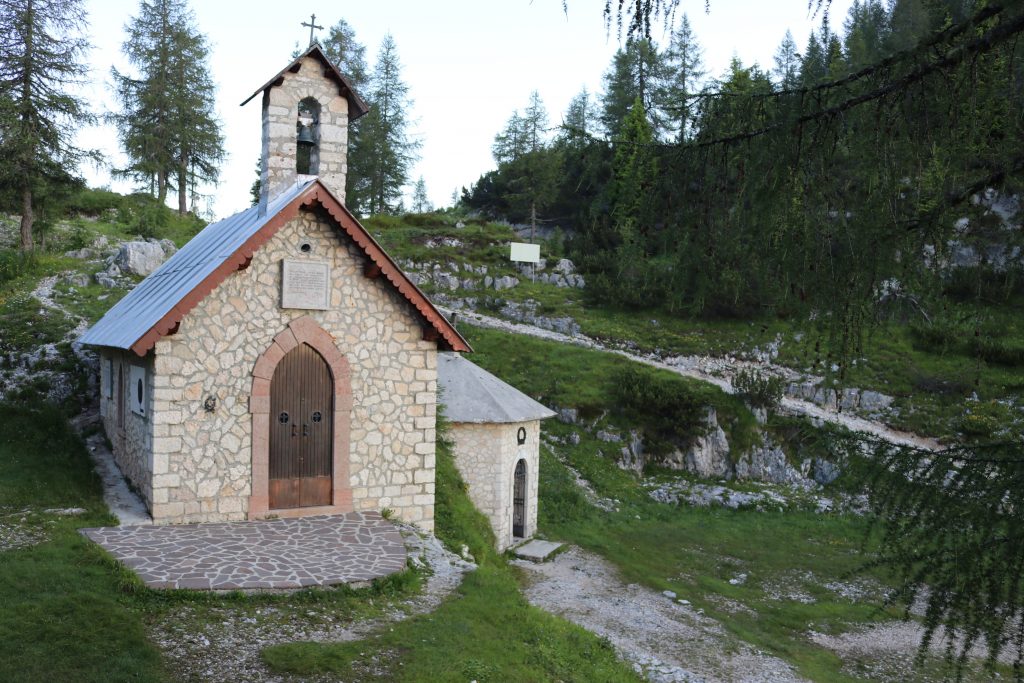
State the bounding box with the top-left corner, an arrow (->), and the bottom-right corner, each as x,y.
465,0 -> 1023,367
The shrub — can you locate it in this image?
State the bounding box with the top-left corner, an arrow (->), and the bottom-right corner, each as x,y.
957,400 -> 1021,441
0,249 -> 40,285
733,367 -> 785,409
970,335 -> 1024,367
611,365 -> 706,454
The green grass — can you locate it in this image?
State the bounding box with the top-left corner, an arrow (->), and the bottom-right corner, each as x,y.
262,419 -> 641,682
460,323 -> 1010,682
465,323 -> 761,454
0,402 -> 169,682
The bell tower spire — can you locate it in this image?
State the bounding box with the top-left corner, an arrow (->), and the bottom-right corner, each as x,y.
241,44 -> 369,215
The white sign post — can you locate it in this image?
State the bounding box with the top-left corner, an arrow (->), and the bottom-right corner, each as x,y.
510,242 -> 541,282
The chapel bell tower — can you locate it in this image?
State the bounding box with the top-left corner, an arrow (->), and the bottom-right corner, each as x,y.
242,43 -> 369,213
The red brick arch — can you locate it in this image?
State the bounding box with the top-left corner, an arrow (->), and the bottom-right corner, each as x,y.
248,315 -> 353,519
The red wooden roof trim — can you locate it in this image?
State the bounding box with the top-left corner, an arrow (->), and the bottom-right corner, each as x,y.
128,196 -> 305,356
129,181 -> 470,356
308,185 -> 472,353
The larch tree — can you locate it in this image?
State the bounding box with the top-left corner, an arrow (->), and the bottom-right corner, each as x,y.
318,18 -> 372,209
662,13 -> 706,141
492,91 -> 561,241
359,34 -> 419,215
111,0 -> 223,215
0,0 -> 95,250
411,176 -> 431,213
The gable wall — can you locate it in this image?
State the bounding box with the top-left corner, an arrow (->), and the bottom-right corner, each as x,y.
262,55 -> 349,205
148,209 -> 437,528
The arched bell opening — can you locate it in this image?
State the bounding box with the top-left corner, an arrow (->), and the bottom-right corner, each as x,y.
296,97 -> 321,175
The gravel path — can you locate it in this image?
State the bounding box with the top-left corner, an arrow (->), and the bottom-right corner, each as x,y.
151,525 -> 475,682
454,309 -> 941,451
515,546 -> 807,683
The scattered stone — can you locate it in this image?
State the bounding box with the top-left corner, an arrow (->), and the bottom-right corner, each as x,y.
557,407 -> 579,424
662,590 -> 678,599
94,273 -> 117,289
43,507 -> 87,516
64,247 -> 96,259
596,430 -> 621,443
493,275 -> 519,291
66,273 -> 90,288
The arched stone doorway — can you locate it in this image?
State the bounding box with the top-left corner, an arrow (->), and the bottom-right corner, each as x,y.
249,316 -> 353,519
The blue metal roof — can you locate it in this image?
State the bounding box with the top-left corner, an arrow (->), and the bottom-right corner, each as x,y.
80,180 -> 315,351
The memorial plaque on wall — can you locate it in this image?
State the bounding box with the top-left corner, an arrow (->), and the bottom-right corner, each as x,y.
281,260 -> 330,310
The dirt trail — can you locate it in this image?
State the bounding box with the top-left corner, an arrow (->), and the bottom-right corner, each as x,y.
453,309 -> 942,451
151,527 -> 475,682
515,546 -> 807,683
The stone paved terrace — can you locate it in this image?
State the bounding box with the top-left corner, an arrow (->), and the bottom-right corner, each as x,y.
81,511 -> 407,590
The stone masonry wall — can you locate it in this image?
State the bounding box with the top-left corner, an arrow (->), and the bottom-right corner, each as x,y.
98,348 -> 155,508
449,420 -> 539,550
147,210 -> 437,528
261,55 -> 349,206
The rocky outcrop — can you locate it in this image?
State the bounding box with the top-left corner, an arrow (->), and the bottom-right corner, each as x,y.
657,408 -> 733,478
113,239 -> 176,277
597,407 -> 842,488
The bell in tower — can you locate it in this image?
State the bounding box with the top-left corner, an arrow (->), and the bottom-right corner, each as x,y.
296,98 -> 320,176
242,43 -> 369,214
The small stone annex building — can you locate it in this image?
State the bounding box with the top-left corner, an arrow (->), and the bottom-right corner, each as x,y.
79,45 -> 554,546
437,353 -> 555,551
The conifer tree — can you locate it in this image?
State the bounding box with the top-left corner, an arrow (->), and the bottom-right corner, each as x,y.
0,0 -> 95,250
111,0 -> 223,215
600,38 -> 668,138
317,18 -> 371,208
358,34 -> 419,215
411,176 -> 431,213
772,30 -> 801,89
662,13 -> 705,141
559,87 -> 598,146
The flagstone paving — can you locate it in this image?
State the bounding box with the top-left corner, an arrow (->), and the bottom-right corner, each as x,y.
81,511 -> 407,590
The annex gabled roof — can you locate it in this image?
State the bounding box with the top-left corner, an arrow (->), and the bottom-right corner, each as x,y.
437,353 -> 556,424
240,43 -> 369,120
80,179 -> 471,356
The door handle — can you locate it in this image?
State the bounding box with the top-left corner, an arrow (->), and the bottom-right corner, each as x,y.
302,424 -> 309,437
291,424 -> 297,437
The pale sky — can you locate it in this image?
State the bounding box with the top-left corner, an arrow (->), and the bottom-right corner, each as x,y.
77,0 -> 854,220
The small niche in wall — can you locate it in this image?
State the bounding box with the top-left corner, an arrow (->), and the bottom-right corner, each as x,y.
129,365 -> 146,417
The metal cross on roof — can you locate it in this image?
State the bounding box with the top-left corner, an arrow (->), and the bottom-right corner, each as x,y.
301,13 -> 323,46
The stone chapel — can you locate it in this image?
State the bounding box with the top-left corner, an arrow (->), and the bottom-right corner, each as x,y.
80,45 -> 553,545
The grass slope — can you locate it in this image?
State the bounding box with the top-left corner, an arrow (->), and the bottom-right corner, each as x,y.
261,422 -> 641,682
0,402 -> 168,683
462,323 -> 1009,682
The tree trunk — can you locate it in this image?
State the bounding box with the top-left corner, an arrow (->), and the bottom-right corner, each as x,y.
158,169 -> 167,204
531,200 -> 536,243
178,151 -> 187,215
20,186 -> 34,251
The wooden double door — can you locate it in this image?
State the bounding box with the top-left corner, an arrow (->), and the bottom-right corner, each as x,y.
269,344 -> 333,509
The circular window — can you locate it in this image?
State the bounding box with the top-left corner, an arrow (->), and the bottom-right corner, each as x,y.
311,411 -> 322,423
278,412 -> 289,424
299,241 -> 313,254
